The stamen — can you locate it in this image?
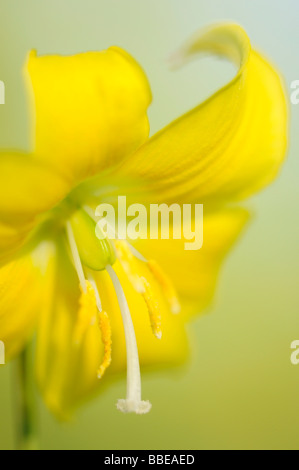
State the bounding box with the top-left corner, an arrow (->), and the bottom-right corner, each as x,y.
120,243 -> 181,315
66,221 -> 86,292
97,310 -> 112,378
125,242 -> 148,263
87,272 -> 103,312
67,221 -> 112,376
86,273 -> 112,378
147,260 -> 181,314
106,265 -> 151,414
141,277 -> 162,339
114,241 -> 145,293
73,280 -> 97,344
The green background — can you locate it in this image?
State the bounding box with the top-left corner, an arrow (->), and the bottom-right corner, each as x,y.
0,0 -> 298,450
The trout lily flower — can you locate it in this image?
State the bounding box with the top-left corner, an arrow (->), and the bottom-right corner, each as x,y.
0,24 -> 287,419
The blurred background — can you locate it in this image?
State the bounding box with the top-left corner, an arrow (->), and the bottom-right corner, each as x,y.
0,0 -> 298,450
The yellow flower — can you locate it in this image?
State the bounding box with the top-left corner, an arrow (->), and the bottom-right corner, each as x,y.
0,24 -> 287,418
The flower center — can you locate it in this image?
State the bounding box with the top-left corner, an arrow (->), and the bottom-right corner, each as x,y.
69,208 -> 116,271
66,207 -> 180,414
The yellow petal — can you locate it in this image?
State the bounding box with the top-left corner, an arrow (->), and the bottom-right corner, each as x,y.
0,152 -> 69,223
134,207 -> 250,320
26,47 -> 152,184
0,251 -> 43,360
0,221 -> 34,265
116,23 -> 288,203
36,242 -> 188,419
0,152 -> 70,261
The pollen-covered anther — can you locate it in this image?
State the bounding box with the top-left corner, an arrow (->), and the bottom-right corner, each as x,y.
147,260 -> 181,314
73,280 -> 98,345
97,310 -> 112,379
114,240 -> 145,293
141,277 -> 162,339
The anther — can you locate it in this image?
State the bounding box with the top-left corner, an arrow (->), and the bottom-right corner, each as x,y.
147,260 -> 181,314
114,241 -> 145,293
97,311 -> 112,378
73,280 -> 97,344
141,277 -> 162,339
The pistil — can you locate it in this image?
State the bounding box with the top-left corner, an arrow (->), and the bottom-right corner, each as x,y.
106,265 -> 151,414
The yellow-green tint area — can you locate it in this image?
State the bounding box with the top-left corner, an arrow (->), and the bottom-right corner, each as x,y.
70,209 -> 116,271
0,0 -> 298,450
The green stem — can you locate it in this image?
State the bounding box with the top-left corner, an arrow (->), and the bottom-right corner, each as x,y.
14,344 -> 39,450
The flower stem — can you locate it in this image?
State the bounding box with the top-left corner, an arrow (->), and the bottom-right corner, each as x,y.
14,344 -> 38,450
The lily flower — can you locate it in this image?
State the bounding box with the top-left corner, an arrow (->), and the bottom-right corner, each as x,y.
0,24 -> 287,419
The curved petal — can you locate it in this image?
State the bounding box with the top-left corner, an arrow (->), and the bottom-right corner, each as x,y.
0,250 -> 44,360
116,23 -> 288,203
134,207 -> 250,320
36,241 -> 188,419
0,152 -> 70,262
26,47 -> 152,184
